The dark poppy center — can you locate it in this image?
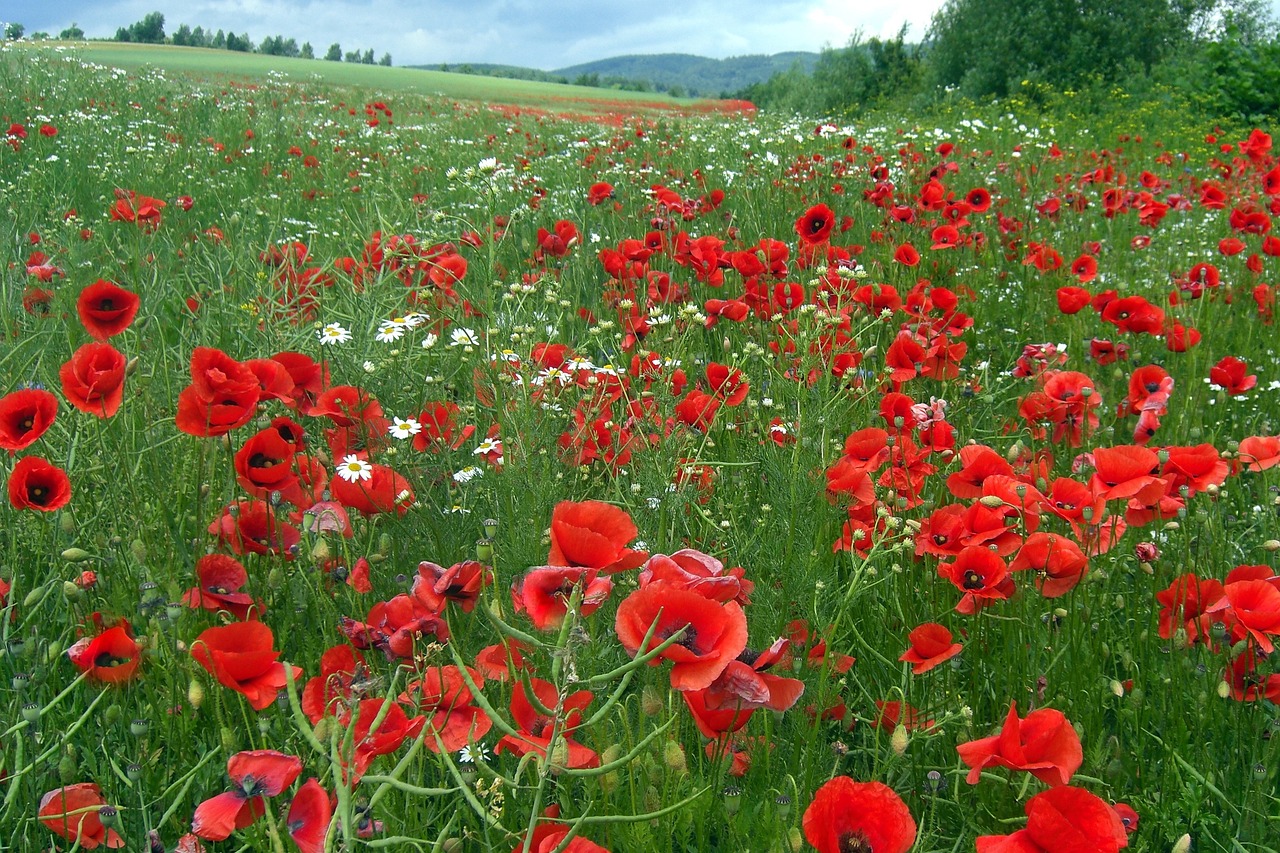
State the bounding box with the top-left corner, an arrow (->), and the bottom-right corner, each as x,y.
932,534 -> 949,545
29,485 -> 48,503
20,416 -> 34,430
94,652 -> 130,668
208,585 -> 230,595
1145,382 -> 1160,393
839,831 -> 873,853
98,298 -> 115,310
248,453 -> 278,468
240,776 -> 268,798
962,570 -> 984,590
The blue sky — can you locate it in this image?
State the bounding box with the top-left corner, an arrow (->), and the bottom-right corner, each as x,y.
5,0 -> 1277,69
4,0 -> 954,67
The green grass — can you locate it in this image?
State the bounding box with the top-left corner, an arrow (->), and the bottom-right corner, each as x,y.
1,41 -> 1278,853
19,40 -> 712,111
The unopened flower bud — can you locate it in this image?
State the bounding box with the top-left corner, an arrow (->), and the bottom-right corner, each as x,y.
663,740 -> 688,774
641,685 -> 664,717
187,677 -> 205,710
891,725 -> 910,755
1263,540 -> 1280,553
61,547 -> 92,562
1172,833 -> 1192,853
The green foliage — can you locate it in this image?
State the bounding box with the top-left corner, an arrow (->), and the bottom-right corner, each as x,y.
325,42 -> 342,61
58,23 -> 86,40
4,22 -> 24,40
113,11 -> 166,45
926,0 -> 1213,98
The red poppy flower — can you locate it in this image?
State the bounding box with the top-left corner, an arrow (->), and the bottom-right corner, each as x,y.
1237,436 -> 1280,472
547,500 -> 647,573
182,554 -> 262,620
957,702 -> 1082,786
899,623 -> 963,674
494,677 -> 599,769
412,559 -> 492,614
703,637 -> 805,713
330,462 -> 414,516
207,500 -> 300,558
1090,445 -> 1165,504
512,566 -> 613,630
587,181 -> 615,205
344,698 -> 425,782
1204,579 -> 1280,653
1056,285 -> 1092,313
0,387 -> 58,453
796,203 -> 836,245
615,581 -> 748,691
1209,356 -> 1257,395
683,686 -> 755,738
287,778 -> 331,853
1156,573 -> 1224,644
340,593 -> 449,660
638,549 -> 752,605
939,546 -> 1013,611
110,189 -> 167,231
39,783 -> 124,849
515,815 -> 610,853
76,279 -> 140,339
233,428 -> 298,499
982,786 -> 1128,853
60,342 -> 127,418
192,750 -> 302,840
7,455 -> 72,512
190,621 -> 300,710
399,664 -> 493,752
802,777 -> 916,853
66,616 -> 142,684
302,644 -> 371,723
176,348 -> 260,437
1010,532 -> 1088,597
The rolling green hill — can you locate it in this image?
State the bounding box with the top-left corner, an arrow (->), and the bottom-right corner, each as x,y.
18,42 -> 712,112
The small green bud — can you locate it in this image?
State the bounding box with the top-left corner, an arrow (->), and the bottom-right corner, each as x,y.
61,547 -> 92,562
58,753 -> 78,784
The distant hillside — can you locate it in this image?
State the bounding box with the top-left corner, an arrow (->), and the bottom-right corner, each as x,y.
554,52 -> 819,97
410,52 -> 818,97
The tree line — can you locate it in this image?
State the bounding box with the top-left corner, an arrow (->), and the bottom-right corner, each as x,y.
735,0 -> 1280,118
4,12 -> 391,67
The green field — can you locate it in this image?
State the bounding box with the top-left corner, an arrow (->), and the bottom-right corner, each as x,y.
17,41 -> 715,111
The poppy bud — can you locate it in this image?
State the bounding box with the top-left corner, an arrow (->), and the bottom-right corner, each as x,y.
1263,540 -> 1280,552
310,538 -> 331,561
1217,681 -> 1231,699
62,580 -> 82,601
378,533 -> 393,556
641,685 -> 664,717
130,539 -> 147,563
59,512 -> 76,535
314,717 -> 331,742
126,356 -> 140,376
891,724 -> 910,755
1172,833 -> 1192,853
663,740 -> 687,775
61,547 -> 92,562
23,586 -> 48,608
104,704 -> 122,725
58,753 -> 78,784
1109,679 -> 1124,697
220,726 -> 237,751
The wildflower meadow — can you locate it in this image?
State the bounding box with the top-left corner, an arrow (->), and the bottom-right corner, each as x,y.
2,42 -> 1279,853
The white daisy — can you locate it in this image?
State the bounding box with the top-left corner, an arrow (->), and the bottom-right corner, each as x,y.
402,313 -> 428,327
473,437 -> 502,457
335,454 -> 373,482
421,332 -> 439,349
449,328 -> 480,347
458,743 -> 489,763
318,323 -> 352,345
388,417 -> 422,439
375,321 -> 405,343
453,465 -> 483,484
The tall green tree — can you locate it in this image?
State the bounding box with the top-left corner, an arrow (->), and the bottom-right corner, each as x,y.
926,0 -> 1218,97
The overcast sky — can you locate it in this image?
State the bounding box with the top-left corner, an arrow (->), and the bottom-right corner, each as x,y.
5,0 -> 950,68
